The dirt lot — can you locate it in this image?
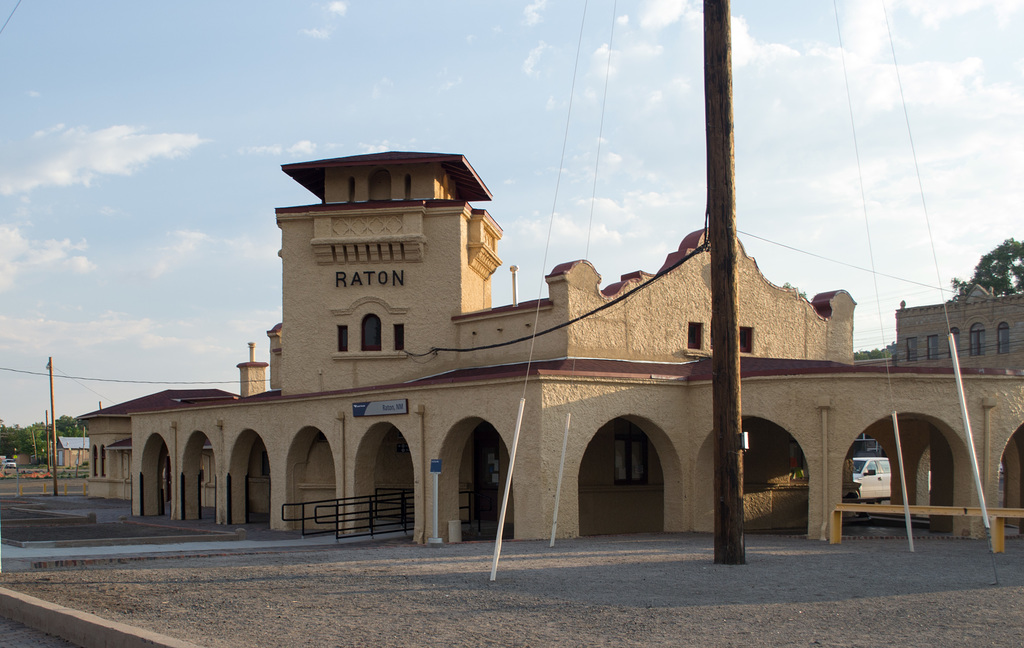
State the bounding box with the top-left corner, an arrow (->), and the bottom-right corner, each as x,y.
2,533 -> 1022,647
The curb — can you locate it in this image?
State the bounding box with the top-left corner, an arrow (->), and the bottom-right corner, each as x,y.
0,586 -> 203,648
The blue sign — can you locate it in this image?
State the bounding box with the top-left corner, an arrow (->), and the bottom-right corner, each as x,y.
430,459 -> 442,474
352,399 -> 408,417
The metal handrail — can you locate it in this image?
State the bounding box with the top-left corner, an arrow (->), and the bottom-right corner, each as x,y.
282,488 -> 414,538
459,489 -> 494,534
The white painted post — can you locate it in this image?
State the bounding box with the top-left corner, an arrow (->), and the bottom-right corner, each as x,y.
549,412 -> 571,547
890,411 -> 914,552
428,459 -> 442,547
490,398 -> 526,581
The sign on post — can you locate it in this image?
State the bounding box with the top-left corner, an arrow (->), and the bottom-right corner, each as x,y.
430,459 -> 442,474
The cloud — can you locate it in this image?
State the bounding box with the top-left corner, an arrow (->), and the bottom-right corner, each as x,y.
372,77 -> 394,99
639,0 -> 693,31
731,16 -> 800,68
239,140 -> 318,156
524,0 -> 547,26
0,225 -> 95,292
148,230 -> 210,279
899,0 -> 1024,28
0,125 -> 202,196
326,1 -> 348,16
300,27 -> 333,39
523,42 -> 548,77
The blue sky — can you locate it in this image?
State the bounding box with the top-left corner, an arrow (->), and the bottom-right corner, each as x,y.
1,0 -> 1021,427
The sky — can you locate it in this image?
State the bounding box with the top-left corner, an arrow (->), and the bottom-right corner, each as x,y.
1,0 -> 1022,428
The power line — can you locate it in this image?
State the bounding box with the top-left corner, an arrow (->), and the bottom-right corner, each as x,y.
0,0 -> 22,37
0,366 -> 243,385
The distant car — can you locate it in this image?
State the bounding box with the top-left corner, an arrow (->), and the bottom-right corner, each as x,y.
2,459 -> 17,469
853,457 -> 891,502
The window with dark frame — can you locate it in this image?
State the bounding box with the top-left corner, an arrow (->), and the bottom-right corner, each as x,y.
906,336 -> 918,362
998,322 -> 1009,354
613,420 -> 649,485
970,323 -> 985,356
394,323 -> 405,351
362,314 -> 382,351
337,325 -> 348,352
687,322 -> 702,349
739,326 -> 753,353
927,334 -> 939,360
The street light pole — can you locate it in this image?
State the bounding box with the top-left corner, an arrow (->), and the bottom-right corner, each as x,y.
48,357 -> 58,496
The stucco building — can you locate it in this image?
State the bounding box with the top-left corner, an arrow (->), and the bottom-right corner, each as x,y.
80,152 -> 1024,543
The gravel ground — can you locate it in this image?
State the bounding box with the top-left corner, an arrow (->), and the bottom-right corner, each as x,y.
1,533 -> 1022,647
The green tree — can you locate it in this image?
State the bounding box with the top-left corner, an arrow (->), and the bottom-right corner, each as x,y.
952,238 -> 1024,297
853,342 -> 896,361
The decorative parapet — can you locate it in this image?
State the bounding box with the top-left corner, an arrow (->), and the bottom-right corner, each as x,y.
466,210 -> 502,279
310,210 -> 426,265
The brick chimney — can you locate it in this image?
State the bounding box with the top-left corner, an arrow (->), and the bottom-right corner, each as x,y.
237,342 -> 269,398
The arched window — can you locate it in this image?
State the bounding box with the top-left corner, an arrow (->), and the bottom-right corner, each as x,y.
998,322 -> 1010,354
404,174 -> 412,200
92,445 -> 98,477
369,170 -> 392,200
970,323 -> 985,356
100,445 -> 106,477
347,176 -> 356,202
362,314 -> 382,351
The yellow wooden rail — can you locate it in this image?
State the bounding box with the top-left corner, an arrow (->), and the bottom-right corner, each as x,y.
830,503 -> 1024,553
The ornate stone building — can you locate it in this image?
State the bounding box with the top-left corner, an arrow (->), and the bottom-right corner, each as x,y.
81,152 -> 1024,543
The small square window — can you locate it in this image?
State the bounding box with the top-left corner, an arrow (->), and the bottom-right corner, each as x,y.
739,327 -> 753,353
687,322 -> 702,349
337,325 -> 348,352
394,324 -> 405,351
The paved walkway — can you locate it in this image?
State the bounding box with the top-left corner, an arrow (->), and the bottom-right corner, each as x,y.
0,616 -> 79,647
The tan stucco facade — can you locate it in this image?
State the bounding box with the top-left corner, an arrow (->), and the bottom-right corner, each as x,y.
89,152 -> 1024,544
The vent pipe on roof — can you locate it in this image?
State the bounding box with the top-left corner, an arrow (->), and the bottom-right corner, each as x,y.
510,265 -> 519,308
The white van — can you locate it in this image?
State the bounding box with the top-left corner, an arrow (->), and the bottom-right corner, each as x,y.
852,457 -> 891,502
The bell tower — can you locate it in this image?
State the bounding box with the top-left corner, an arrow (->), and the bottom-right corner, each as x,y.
274,152 -> 502,395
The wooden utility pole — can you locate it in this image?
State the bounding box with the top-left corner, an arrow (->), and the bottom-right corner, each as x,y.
705,0 -> 744,564
48,357 -> 59,496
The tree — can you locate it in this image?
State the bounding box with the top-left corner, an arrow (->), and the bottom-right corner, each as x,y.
952,238 -> 1024,297
853,342 -> 896,361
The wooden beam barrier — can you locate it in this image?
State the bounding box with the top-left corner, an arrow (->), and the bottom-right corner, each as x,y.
830,503 -> 1024,553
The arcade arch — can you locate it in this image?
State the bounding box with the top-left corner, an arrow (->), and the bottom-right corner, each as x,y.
180,430 -> 216,520
138,433 -> 171,517
228,430 -> 271,525
437,418 -> 513,540
577,416 -> 669,536
284,426 -> 337,530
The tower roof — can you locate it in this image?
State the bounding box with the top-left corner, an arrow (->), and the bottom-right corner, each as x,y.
282,151 -> 492,203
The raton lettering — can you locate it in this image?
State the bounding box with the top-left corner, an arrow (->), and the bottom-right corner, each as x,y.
335,270 -> 405,288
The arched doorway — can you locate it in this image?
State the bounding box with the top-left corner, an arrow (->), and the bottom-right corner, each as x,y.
742,417 -> 808,533
284,427 -> 337,531
138,434 -> 171,518
228,430 -> 271,525
438,418 -> 513,540
181,431 -> 215,520
999,423 -> 1024,527
354,423 -> 414,496
578,417 -> 665,535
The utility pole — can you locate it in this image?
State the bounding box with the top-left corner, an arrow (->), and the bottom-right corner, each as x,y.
48,357 -> 59,496
705,0 -> 744,564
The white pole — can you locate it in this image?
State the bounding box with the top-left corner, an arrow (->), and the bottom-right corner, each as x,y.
890,412 -> 914,552
549,413 -> 571,547
432,472 -> 439,539
490,398 -> 526,581
948,334 -> 997,583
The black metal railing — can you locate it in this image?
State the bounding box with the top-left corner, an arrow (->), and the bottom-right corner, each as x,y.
459,489 -> 494,534
281,488 -> 414,539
